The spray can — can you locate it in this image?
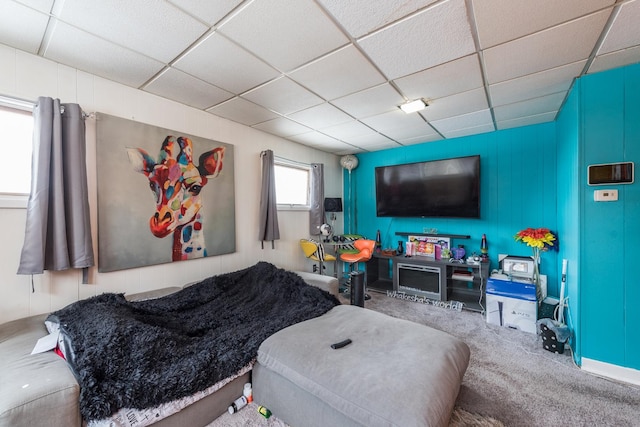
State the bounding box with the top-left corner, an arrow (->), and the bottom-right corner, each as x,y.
243,382 -> 253,403
228,395 -> 248,414
258,405 -> 272,419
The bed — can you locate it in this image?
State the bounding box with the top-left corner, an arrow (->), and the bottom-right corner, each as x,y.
1,262 -> 339,427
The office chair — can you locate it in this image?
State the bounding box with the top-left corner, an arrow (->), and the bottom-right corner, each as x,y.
340,239 -> 376,302
299,238 -> 336,275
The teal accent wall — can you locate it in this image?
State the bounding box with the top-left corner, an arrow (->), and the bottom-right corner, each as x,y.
576,64 -> 640,369
344,122 -> 560,296
555,81 -> 581,363
343,62 -> 640,371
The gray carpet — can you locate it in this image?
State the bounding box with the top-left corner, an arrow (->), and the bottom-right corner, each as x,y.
209,293 -> 640,426
362,292 -> 640,426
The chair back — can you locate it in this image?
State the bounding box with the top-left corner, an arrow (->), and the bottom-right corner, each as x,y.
300,239 -> 318,258
353,239 -> 376,260
336,234 -> 363,255
300,238 -> 328,261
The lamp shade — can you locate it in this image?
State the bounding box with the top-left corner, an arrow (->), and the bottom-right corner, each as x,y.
324,197 -> 343,212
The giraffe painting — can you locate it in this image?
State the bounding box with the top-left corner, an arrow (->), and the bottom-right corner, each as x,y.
127,135 -> 225,262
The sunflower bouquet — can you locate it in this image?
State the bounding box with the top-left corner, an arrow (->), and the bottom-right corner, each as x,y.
514,228 -> 556,251
514,228 -> 557,300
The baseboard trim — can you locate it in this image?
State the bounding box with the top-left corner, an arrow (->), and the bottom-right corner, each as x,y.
581,358 -> 640,386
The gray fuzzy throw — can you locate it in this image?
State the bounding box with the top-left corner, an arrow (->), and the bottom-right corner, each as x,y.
47,262 -> 340,422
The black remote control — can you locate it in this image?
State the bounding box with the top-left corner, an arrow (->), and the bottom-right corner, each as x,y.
331,339 -> 352,349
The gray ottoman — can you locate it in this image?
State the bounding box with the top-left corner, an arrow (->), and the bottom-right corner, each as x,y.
253,305 -> 470,427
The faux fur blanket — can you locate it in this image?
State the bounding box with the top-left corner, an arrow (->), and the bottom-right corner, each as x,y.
47,262 -> 340,422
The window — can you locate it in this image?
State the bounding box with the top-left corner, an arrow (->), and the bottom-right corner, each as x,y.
0,100 -> 33,208
0,104 -> 33,196
274,160 -> 310,209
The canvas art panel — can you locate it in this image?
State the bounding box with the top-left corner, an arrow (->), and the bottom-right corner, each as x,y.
96,113 -> 236,272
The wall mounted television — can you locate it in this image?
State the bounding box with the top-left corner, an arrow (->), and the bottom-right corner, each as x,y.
375,155 -> 480,218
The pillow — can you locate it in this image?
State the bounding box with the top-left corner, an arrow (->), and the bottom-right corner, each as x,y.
308,239 -> 327,261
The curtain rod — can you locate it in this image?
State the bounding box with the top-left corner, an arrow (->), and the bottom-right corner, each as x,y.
0,94 -> 95,119
273,154 -> 310,168
0,94 -> 33,111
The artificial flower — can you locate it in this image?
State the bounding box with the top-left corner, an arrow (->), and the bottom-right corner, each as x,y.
514,228 -> 556,251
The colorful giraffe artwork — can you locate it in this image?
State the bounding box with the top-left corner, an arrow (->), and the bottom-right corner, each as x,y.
96,113 -> 235,272
127,136 -> 225,262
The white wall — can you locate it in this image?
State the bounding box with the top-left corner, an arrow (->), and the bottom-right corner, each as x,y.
0,44 -> 343,324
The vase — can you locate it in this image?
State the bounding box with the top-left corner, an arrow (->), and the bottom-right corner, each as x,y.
532,247 -> 542,301
397,240 -> 404,255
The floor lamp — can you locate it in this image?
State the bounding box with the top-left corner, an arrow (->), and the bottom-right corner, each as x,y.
340,155 -> 358,234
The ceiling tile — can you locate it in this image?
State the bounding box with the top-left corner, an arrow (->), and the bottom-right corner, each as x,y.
421,88 -> 488,121
206,97 -> 279,126
483,10 -> 611,84
598,0 -> 640,55
252,117 -> 311,137
473,0 -> 615,49
394,54 -> 484,101
336,148 -> 366,156
43,21 -> 165,87
144,68 -> 233,110
430,109 -> 493,133
174,33 -> 279,94
344,133 -> 398,151
493,92 -> 566,122
358,0 -> 475,80
331,84 -> 405,118
489,61 -> 586,107
0,1 -> 49,53
441,123 -> 495,139
496,111 -> 557,131
360,109 -> 435,141
317,0 -> 438,38
242,77 -> 324,115
287,103 -> 353,129
14,0 -> 55,13
589,45 -> 640,74
288,132 -> 357,154
218,0 -> 348,72
382,126 -> 439,142
4,0 -> 639,156
397,133 -> 442,146
289,45 -> 386,100
168,0 -> 244,26
54,0 -> 208,63
320,120 -> 378,140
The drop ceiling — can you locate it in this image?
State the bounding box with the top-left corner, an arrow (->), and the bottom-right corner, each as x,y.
2,0 -> 639,155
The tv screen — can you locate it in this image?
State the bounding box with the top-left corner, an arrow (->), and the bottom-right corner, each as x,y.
375,155 -> 480,218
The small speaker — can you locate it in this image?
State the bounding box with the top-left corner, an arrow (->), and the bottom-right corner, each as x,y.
324,197 -> 343,212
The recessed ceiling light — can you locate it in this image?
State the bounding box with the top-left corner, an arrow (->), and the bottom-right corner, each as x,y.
399,99 -> 427,114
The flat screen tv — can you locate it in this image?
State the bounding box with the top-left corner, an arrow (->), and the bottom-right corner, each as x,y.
375,155 -> 480,218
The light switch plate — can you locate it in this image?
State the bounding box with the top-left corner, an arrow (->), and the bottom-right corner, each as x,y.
594,189 -> 618,202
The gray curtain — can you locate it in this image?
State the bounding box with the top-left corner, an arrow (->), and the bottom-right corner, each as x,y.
259,150 -> 280,249
17,97 -> 94,276
309,163 -> 324,236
